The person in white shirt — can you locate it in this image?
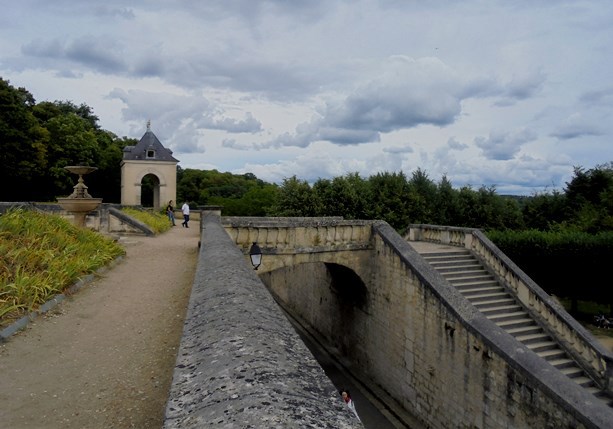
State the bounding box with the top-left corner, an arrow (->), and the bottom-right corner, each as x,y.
181,202 -> 190,228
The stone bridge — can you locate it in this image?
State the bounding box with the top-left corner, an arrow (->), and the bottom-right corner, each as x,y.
164,212 -> 613,428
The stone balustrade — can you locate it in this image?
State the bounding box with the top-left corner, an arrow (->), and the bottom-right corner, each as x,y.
407,223 -> 613,393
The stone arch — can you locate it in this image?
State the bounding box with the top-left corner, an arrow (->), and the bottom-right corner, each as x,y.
260,260 -> 369,359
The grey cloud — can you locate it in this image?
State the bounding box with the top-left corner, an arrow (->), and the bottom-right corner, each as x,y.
65,37 -> 126,73
161,55 -> 326,101
550,124 -> 603,140
22,36 -> 126,74
550,113 -> 604,140
579,87 -> 613,106
383,145 -> 414,154
93,6 -> 135,19
317,127 -> 381,145
199,112 -> 262,133
447,137 -> 468,150
265,131 -> 314,148
474,129 -> 537,160
109,88 -> 261,133
21,39 -> 64,58
132,57 -> 166,78
266,56 -> 471,148
504,71 -> 546,100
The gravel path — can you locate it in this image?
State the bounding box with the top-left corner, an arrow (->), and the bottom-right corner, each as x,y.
0,222 -> 200,429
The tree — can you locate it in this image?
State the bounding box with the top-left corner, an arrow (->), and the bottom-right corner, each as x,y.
563,164 -> 613,232
37,113 -> 99,200
367,171 -> 411,231
522,191 -> 566,231
433,175 -> 460,226
311,173 -> 369,219
270,176 -> 317,216
0,78 -> 48,201
406,168 -> 437,223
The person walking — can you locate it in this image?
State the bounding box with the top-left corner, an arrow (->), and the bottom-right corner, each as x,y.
181,202 -> 190,228
166,200 -> 176,226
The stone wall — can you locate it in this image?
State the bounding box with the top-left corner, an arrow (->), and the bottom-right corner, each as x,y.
163,213 -> 362,428
0,203 -> 154,236
259,220 -> 613,428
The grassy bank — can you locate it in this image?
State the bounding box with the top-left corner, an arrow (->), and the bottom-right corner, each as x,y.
121,207 -> 173,233
0,209 -> 125,326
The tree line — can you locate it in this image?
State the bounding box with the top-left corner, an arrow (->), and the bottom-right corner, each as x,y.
4,76 -> 611,236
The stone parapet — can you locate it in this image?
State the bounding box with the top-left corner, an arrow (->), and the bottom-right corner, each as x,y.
163,213 -> 362,428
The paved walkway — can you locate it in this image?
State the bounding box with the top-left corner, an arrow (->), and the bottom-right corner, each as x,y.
0,222 -> 200,429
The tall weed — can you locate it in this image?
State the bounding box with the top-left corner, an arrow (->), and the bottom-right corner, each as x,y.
0,209 -> 125,326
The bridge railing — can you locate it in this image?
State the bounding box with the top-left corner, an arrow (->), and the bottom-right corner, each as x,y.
222,217 -> 374,272
407,224 -> 613,393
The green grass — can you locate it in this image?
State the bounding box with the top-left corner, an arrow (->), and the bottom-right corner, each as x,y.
121,207 -> 172,234
0,208 -> 125,327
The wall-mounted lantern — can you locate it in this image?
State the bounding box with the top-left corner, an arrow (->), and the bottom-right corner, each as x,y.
249,242 -> 262,270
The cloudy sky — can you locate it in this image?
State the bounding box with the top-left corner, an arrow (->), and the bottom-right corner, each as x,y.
2,1 -> 612,194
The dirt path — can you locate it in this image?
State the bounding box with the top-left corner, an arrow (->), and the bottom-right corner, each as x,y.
0,222 -> 200,429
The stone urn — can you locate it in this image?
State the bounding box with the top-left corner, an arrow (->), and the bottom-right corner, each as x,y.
57,166 -> 103,227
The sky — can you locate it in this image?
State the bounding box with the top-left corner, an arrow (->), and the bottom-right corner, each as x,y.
1,0 -> 612,195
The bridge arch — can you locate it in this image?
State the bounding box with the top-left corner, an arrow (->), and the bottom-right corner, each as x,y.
261,260 -> 368,360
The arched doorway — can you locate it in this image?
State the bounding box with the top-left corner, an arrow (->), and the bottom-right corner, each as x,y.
141,173 -> 161,207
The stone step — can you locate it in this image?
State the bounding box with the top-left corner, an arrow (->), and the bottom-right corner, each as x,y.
422,254 -> 473,263
436,264 -> 483,273
479,304 -> 523,316
428,260 -> 481,270
525,340 -> 558,353
537,348 -> 567,361
549,357 -> 577,370
506,325 -> 544,337
473,298 -> 517,309
448,279 -> 500,289
446,274 -> 495,284
494,317 -> 535,330
445,267 -> 492,275
455,284 -> 505,295
466,291 -> 513,303
571,375 -> 596,388
488,311 -> 530,323
515,332 -> 550,344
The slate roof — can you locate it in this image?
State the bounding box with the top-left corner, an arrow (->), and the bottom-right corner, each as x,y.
122,129 -> 179,163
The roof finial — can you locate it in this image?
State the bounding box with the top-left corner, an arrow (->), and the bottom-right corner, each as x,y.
146,119 -> 151,131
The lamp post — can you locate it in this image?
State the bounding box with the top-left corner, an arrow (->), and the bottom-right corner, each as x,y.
249,242 -> 262,270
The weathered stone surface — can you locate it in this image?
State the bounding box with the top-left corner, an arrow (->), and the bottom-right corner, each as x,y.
163,214 -> 361,428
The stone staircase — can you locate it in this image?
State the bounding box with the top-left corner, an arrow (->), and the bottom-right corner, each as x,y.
416,246 -> 613,407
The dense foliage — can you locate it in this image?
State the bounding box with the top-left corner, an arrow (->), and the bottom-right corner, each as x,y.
486,229 -> 613,312
0,209 -> 125,324
176,169 -> 279,216
0,78 -> 134,203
